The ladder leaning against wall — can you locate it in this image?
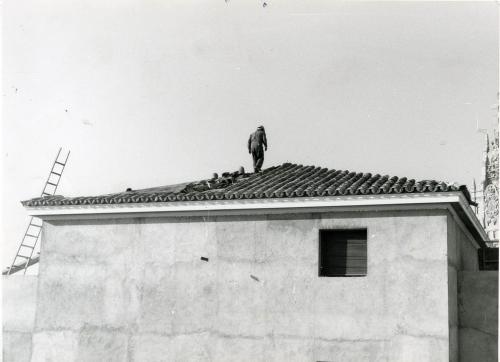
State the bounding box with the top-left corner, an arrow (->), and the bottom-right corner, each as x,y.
3,148 -> 70,275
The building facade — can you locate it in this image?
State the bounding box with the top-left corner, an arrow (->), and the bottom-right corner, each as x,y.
4,163 -> 498,361
481,130 -> 499,242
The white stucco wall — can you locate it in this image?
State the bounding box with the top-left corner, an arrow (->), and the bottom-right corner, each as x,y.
2,275 -> 38,362
29,209 -> 452,362
446,214 -> 482,362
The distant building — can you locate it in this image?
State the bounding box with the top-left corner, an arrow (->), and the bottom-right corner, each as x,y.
482,130 -> 499,241
476,129 -> 499,243
4,163 -> 496,362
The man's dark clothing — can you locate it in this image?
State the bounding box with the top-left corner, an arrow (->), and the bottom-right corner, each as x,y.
248,128 -> 267,172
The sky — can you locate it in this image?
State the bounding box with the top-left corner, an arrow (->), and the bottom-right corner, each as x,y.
2,1 -> 498,268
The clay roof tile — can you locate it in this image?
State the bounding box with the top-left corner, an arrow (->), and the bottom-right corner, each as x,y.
21,163 -> 475,207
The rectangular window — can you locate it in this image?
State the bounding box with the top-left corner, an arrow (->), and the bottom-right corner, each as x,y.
319,229 -> 367,277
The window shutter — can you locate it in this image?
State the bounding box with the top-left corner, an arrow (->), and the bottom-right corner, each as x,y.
319,229 -> 367,277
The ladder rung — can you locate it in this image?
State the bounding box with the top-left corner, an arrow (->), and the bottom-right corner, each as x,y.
51,171 -> 62,176
42,192 -> 52,196
47,182 -> 58,187
55,161 -> 66,166
25,234 -> 39,238
29,223 -> 42,228
21,245 -> 35,249
16,255 -> 30,260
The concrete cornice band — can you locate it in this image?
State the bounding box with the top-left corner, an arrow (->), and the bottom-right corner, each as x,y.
23,192 -> 487,245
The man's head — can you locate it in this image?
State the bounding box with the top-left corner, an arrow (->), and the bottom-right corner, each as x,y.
257,125 -> 265,131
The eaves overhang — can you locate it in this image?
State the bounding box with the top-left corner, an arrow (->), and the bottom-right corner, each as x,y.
24,191 -> 487,246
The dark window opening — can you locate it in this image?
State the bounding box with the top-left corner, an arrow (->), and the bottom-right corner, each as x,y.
478,247 -> 499,271
319,229 -> 367,277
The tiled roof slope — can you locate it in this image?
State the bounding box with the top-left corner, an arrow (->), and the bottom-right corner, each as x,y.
22,163 -> 475,207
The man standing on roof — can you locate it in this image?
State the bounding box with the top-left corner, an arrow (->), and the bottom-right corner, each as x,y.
248,125 -> 268,173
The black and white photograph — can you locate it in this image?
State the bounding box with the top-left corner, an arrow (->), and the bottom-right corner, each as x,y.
2,1 -> 499,361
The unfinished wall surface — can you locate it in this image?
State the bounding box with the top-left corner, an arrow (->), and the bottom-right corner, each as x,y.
446,215 -> 481,362
458,271 -> 498,362
30,209 -> 453,362
3,275 -> 38,362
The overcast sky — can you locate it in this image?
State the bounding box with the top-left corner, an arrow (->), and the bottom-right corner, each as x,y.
2,1 -> 498,267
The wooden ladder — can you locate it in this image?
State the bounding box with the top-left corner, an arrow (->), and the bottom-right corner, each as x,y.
3,148 -> 70,275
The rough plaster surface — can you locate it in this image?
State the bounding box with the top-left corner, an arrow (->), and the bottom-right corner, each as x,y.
2,275 -> 38,362
445,215 -> 481,362
459,271 -> 498,362
29,210 -> 456,361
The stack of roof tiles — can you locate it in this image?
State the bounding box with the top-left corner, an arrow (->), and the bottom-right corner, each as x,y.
22,163 -> 474,207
